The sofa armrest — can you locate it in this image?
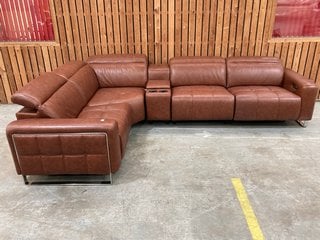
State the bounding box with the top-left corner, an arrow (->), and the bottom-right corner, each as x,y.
6,118 -> 122,175
282,69 -> 319,120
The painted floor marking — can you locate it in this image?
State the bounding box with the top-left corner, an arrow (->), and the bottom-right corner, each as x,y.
232,178 -> 265,240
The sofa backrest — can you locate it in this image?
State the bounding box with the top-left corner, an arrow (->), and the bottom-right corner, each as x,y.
87,54 -> 148,88
39,64 -> 99,118
169,57 -> 226,87
226,57 -> 284,87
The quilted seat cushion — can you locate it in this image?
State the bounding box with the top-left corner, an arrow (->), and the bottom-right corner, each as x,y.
228,86 -> 301,120
172,86 -> 234,120
78,103 -> 132,156
87,87 -> 145,124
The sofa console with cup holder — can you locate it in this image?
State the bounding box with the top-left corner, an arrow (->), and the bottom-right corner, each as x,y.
6,54 -> 319,184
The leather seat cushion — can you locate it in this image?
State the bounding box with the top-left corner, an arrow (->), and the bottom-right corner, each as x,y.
87,87 -> 145,124
228,86 -> 301,120
172,86 -> 234,120
78,103 -> 132,156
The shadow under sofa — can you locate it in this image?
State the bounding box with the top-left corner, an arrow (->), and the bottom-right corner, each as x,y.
6,54 -> 319,184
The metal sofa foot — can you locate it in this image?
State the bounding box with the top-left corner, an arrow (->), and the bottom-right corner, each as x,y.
296,120 -> 308,128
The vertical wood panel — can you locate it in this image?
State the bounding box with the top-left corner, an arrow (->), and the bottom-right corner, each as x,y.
0,0 -> 320,103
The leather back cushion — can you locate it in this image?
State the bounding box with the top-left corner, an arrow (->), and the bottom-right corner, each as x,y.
52,61 -> 87,79
11,72 -> 67,109
227,57 -> 284,87
169,57 -> 226,87
39,65 -> 98,118
87,54 -> 148,87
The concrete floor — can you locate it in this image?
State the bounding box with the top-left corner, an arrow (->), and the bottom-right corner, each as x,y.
0,103 -> 319,240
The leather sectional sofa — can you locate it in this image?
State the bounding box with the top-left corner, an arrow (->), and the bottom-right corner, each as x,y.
6,54 -> 319,184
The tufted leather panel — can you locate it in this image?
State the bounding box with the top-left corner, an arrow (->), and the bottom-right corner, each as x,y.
87,87 -> 145,124
6,118 -> 122,174
148,64 -> 170,80
229,86 -> 301,120
79,103 -> 132,155
52,61 -> 87,79
226,57 -> 284,87
170,57 -> 226,87
87,54 -> 148,87
11,72 -> 67,109
283,69 -> 319,120
172,86 -> 234,120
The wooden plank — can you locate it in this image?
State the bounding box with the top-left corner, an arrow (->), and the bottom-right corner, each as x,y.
235,0 -> 245,56
273,43 -> 282,59
181,0 -> 188,56
304,42 -> 316,78
248,0 -> 260,56
285,42 -> 296,69
61,0 -> 75,60
48,46 -> 57,70
194,0 -> 203,56
267,42 -> 275,56
83,0 -> 95,56
168,0 -> 175,59
54,0 -> 69,62
228,0 -> 239,56
280,42 -> 289,66
208,0 -> 217,56
154,0 -> 161,63
28,47 -> 39,78
241,0 -> 253,56
55,46 -> 64,67
133,0 -> 142,54
261,0 -> 274,56
1,47 -> 17,93
201,0 -> 211,56
0,50 -> 11,103
140,0 -> 148,55
188,0 -> 196,56
310,43 -> 320,81
215,0 -> 224,56
126,0 -> 135,54
111,0 -> 121,54
35,46 -> 45,74
14,46 -> 28,86
161,0 -> 168,62
298,43 -> 310,75
91,0 -> 102,55
69,0 -> 82,60
97,0 -> 108,54
175,0 -> 182,57
147,0 -> 154,62
292,42 -> 303,72
221,0 -> 231,57
119,0 -> 128,54
254,0 -> 267,56
41,46 -> 52,72
8,47 -> 23,89
75,0 -> 88,59
105,0 -> 115,54
21,47 -> 34,81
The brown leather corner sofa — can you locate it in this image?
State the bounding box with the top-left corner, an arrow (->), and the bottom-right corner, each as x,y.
6,54 -> 319,184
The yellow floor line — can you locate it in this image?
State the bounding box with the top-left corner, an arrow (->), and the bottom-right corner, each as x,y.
232,178 -> 265,240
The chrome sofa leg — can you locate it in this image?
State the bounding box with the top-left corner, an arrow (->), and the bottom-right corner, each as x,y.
22,175 -> 29,185
296,120 -> 308,128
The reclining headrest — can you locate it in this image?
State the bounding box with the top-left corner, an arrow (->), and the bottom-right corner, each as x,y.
52,61 -> 87,79
87,54 -> 148,87
226,57 -> 284,87
11,72 -> 67,109
169,57 -> 226,87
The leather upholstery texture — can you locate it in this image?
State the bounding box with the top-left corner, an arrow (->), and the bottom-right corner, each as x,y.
87,54 -> 148,87
172,86 -> 234,120
6,54 -> 319,180
227,57 -> 284,87
229,86 -> 301,120
170,57 -> 226,87
87,87 -> 145,124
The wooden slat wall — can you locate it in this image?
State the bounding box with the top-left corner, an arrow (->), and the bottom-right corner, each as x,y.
0,0 -> 319,103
